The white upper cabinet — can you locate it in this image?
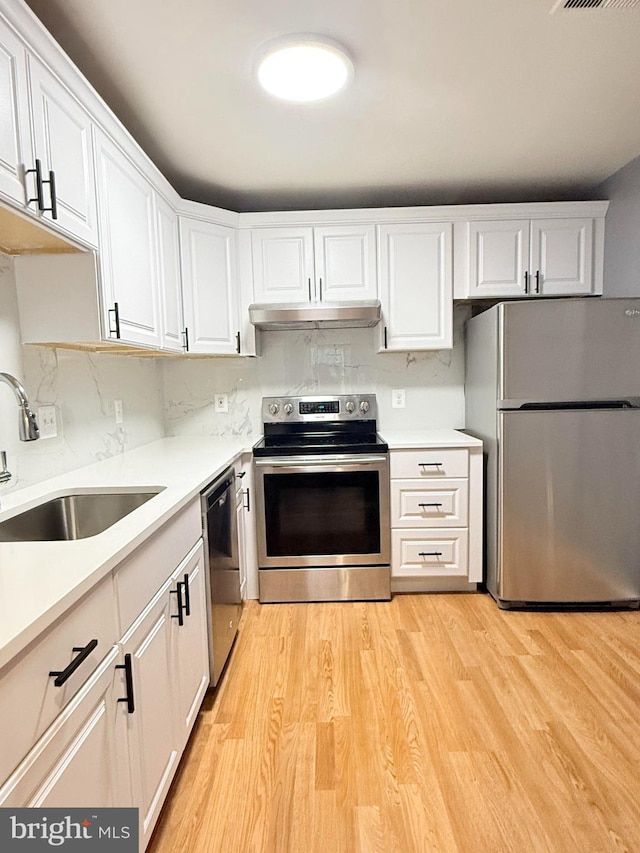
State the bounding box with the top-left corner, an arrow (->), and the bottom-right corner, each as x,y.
26,55 -> 97,246
530,218 -> 593,296
250,224 -> 377,304
462,209 -> 603,299
180,216 -> 241,355
312,224 -> 377,301
250,226 -> 314,303
0,16 -> 97,247
0,17 -> 30,206
95,130 -> 162,349
156,194 -> 185,352
467,219 -> 530,298
378,222 -> 453,351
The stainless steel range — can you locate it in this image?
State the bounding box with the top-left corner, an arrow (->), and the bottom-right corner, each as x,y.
253,394 -> 390,603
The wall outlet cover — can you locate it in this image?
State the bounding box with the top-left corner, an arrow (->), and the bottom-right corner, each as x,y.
392,389 -> 406,409
215,394 -> 229,413
38,405 -> 58,439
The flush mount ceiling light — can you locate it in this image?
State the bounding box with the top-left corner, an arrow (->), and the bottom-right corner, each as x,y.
256,35 -> 354,103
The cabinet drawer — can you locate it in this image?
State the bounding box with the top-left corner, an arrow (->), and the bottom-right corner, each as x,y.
114,498 -> 202,634
390,448 -> 468,479
391,479 -> 468,527
0,574 -> 117,786
391,529 -> 468,577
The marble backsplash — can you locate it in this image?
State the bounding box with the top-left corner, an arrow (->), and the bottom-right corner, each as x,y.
0,254 -> 165,495
3,241 -> 468,496
162,306 -> 469,441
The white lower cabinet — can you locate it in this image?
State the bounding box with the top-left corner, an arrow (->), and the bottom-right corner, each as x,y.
119,538 -> 208,849
389,442 -> 483,592
0,499 -> 211,852
0,646 -> 131,808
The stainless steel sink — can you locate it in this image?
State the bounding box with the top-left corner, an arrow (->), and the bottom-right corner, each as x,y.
0,489 -> 164,542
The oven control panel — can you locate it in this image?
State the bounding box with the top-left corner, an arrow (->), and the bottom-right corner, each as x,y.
262,394 -> 377,423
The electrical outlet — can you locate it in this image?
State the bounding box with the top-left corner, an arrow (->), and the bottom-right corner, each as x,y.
215,394 -> 229,413
38,405 -> 58,439
392,389 -> 406,409
114,399 -> 124,424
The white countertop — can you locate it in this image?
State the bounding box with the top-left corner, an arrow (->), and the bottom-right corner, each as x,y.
381,429 -> 482,449
0,436 -> 251,670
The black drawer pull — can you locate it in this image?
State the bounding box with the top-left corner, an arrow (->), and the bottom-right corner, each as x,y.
418,502 -> 443,508
418,551 -> 443,558
116,653 -> 135,714
183,573 -> 191,617
25,158 -> 45,211
243,488 -> 251,512
419,462 -> 443,468
43,169 -> 58,219
171,581 -> 185,626
49,639 -> 98,687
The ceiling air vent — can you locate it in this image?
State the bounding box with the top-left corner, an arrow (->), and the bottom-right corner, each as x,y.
552,0 -> 640,9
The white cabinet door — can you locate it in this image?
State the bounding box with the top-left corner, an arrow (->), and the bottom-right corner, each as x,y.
0,18 -> 30,207
251,226 -> 315,303
180,217 -> 240,354
95,131 -> 161,349
27,55 -> 98,247
0,647 -> 131,810
530,218 -> 594,296
121,583 -> 179,849
170,543 -> 210,752
467,220 -> 530,298
378,222 -> 453,351
156,194 -> 185,352
313,224 -> 377,301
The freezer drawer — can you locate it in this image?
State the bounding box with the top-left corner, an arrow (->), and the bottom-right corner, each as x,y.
496,409 -> 640,605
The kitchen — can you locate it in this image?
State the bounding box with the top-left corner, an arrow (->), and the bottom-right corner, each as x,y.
1,0 -> 640,850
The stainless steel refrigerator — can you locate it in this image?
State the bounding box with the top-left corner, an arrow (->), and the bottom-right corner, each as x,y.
465,298 -> 640,608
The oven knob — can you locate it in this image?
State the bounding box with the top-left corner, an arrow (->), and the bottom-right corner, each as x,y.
283,403 -> 294,415
268,402 -> 280,416
345,400 -> 356,413
360,400 -> 370,414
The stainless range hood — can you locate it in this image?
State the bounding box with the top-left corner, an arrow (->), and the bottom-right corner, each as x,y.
249,300 -> 381,330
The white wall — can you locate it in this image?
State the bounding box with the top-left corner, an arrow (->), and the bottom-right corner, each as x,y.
599,154 -> 640,297
0,253 -> 165,496
162,305 -> 469,440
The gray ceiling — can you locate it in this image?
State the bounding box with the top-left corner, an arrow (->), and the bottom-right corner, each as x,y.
22,0 -> 640,212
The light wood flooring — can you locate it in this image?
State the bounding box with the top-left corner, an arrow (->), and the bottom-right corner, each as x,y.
148,594 -> 640,853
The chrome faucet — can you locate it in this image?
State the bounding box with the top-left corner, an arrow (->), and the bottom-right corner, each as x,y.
0,372 -> 40,442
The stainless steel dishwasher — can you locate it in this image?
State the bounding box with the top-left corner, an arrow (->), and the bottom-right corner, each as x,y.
201,469 -> 242,686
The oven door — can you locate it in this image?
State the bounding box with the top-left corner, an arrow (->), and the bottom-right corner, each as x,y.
254,454 -> 390,568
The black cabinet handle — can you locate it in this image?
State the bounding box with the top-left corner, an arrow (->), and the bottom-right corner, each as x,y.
308,277 -> 312,301
319,277 -> 323,301
183,327 -> 190,352
419,462 -> 442,468
243,488 -> 250,512
108,303 -> 121,339
384,326 -> 388,349
535,270 -> 541,294
26,159 -> 45,211
237,471 -> 246,479
49,639 -> 98,687
524,271 -> 530,294
418,551 -> 443,558
236,331 -> 241,354
418,502 -> 443,508
116,653 -> 135,714
171,581 -> 185,626
182,572 -> 191,617
43,169 -> 58,219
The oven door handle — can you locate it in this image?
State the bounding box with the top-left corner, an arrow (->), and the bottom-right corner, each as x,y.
254,454 -> 388,469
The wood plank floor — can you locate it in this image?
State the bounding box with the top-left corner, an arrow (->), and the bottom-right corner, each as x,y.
147,594 -> 640,853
